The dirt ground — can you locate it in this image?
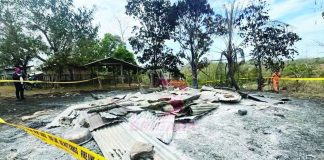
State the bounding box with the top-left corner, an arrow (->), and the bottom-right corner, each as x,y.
0,91 -> 323,160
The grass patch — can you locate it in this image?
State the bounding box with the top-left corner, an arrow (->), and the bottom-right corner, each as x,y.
0,83 -> 145,98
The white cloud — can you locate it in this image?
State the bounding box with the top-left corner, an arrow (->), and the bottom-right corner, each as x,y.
288,11 -> 324,34
284,10 -> 324,58
268,0 -> 311,20
74,0 -> 139,39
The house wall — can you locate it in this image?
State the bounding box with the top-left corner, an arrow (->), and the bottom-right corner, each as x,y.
0,68 -> 32,80
42,67 -> 92,82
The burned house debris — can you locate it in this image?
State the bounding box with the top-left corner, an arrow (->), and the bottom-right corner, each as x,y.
45,86 -> 242,160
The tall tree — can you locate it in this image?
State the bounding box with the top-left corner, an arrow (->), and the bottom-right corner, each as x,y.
0,0 -> 46,73
24,0 -> 98,76
238,0 -> 301,90
126,0 -> 182,75
174,0 -> 221,89
220,0 -> 242,90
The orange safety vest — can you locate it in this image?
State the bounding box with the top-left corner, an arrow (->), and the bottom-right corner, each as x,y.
271,72 -> 280,92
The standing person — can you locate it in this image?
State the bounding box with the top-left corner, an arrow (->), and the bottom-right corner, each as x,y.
12,67 -> 26,100
271,71 -> 281,93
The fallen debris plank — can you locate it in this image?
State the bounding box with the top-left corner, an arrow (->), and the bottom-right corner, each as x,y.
100,112 -> 118,120
201,86 -> 242,103
46,96 -> 124,128
108,107 -> 128,116
21,110 -> 51,121
87,104 -> 120,113
175,115 -> 198,122
176,104 -> 219,122
217,92 -> 242,103
248,94 -> 283,104
87,113 -> 106,131
130,141 -> 154,159
62,127 -> 92,145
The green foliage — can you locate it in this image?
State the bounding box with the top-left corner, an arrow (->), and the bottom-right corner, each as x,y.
67,38 -> 99,66
126,0 -> 182,75
113,46 -> 136,64
282,62 -> 315,92
94,33 -> 136,64
24,0 -> 98,69
97,33 -> 124,58
0,0 -> 46,72
181,58 -> 324,93
283,63 -> 315,78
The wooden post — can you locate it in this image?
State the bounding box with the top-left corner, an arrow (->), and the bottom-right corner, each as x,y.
91,67 -> 95,86
136,68 -> 140,88
128,70 -> 131,87
97,66 -> 102,89
120,65 -> 124,84
113,67 -> 116,87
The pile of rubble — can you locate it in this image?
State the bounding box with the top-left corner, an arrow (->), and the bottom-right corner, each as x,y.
46,86 -> 242,160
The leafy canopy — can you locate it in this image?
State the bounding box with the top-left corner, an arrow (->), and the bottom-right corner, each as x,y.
238,0 -> 301,72
25,0 -> 99,68
126,0 -> 182,75
0,0 -> 46,71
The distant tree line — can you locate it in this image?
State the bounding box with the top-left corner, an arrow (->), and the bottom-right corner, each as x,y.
126,0 -> 301,89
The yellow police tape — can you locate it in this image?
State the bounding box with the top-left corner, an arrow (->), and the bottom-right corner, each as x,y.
279,77 -> 324,81
205,77 -> 324,83
0,118 -> 106,160
263,77 -> 324,81
0,77 -> 100,84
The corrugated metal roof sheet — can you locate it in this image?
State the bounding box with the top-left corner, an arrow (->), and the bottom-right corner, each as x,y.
92,122 -> 182,160
128,111 -> 175,144
176,103 -> 219,122
83,57 -> 144,70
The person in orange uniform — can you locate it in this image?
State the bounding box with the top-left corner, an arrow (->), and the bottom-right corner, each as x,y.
271,71 -> 281,93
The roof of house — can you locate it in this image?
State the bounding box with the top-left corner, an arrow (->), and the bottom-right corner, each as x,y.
41,64 -> 86,71
83,57 -> 144,70
2,65 -> 33,71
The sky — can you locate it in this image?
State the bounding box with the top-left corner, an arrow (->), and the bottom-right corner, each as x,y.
74,0 -> 324,61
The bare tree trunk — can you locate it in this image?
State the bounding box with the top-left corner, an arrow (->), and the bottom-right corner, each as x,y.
257,57 -> 263,91
22,64 -> 28,76
227,56 -> 240,90
224,1 -> 240,90
191,59 -> 198,89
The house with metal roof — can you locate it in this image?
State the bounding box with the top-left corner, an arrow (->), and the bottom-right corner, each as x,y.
41,57 -> 145,87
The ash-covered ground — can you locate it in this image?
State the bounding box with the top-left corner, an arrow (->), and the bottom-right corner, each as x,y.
0,91 -> 323,160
